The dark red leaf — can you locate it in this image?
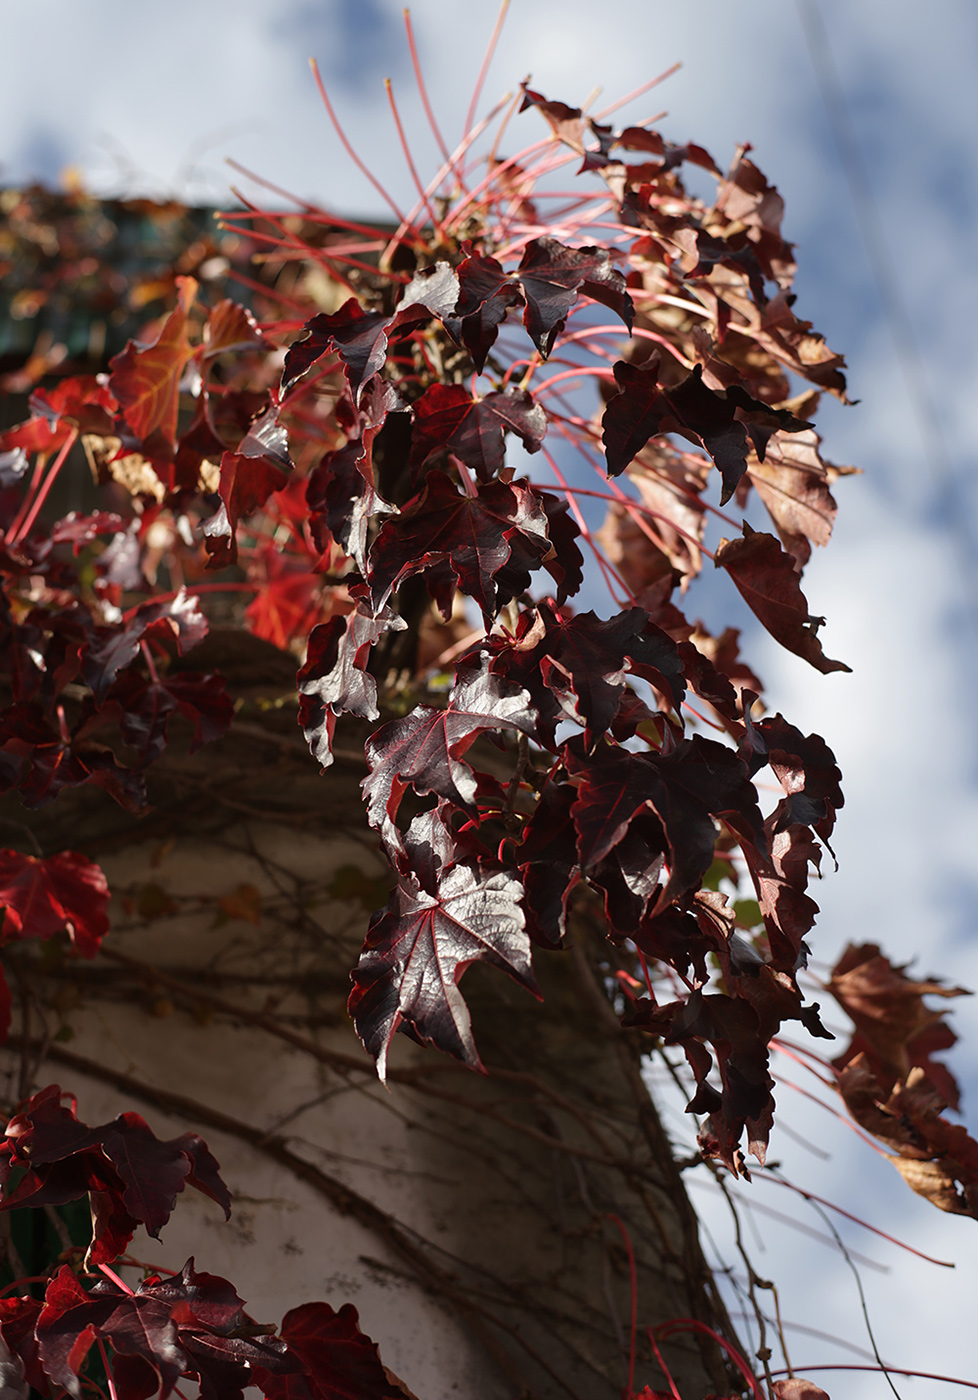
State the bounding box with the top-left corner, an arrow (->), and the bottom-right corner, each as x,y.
515,237 -> 633,356
1,1088 -> 231,1263
741,823 -> 822,971
602,358 -> 809,500
297,601 -> 406,768
568,735 -> 763,910
282,291 -> 437,404
450,247 -> 525,372
0,702 -> 147,813
236,405 -> 292,472
262,1301 -> 413,1400
715,525 -> 850,673
306,378 -> 399,573
828,943 -> 970,1102
519,85 -> 587,151
0,1296 -> 42,1398
741,710 -> 843,841
486,605 -> 685,750
202,450 -> 290,568
362,653 -> 536,857
0,848 -> 109,956
349,859 -> 535,1078
368,473 -> 551,623
516,780 -> 579,949
409,384 -> 547,482
27,375 -> 118,441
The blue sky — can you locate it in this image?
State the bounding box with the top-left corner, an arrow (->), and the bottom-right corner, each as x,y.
3,2 -> 978,1393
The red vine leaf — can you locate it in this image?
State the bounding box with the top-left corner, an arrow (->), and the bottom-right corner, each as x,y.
35,1258 -> 292,1400
362,654 -> 536,854
715,525 -> 850,673
828,943 -> 970,1103
83,589 -> 209,705
0,1087 -> 231,1265
349,860 -> 536,1079
297,601 -> 406,768
409,384 -> 547,482
109,277 -> 197,449
602,357 -> 809,500
567,736 -> 764,910
0,849 -> 109,957
486,605 -> 686,750
515,237 -> 633,355
262,1302 -> 415,1400
450,247 -> 525,372
368,473 -> 552,622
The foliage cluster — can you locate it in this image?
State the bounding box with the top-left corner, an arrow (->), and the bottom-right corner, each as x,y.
0,26 -> 974,1400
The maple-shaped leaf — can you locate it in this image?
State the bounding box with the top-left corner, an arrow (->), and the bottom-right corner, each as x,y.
519,84 -> 587,150
35,1259 -> 292,1400
715,524 -> 850,673
0,848 -> 109,957
602,358 -> 810,501
109,277 -> 197,449
1,1087 -> 231,1264
362,654 -> 536,855
368,472 -> 551,623
297,600 -> 406,768
349,859 -> 535,1078
629,987 -> 776,1168
82,589 -> 208,704
282,292 -> 438,405
409,384 -> 547,482
617,125 -> 719,174
515,237 -> 633,356
260,1302 -> 414,1400
836,1056 -> 978,1220
568,735 -> 764,910
450,238 -> 633,367
486,605 -> 685,750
